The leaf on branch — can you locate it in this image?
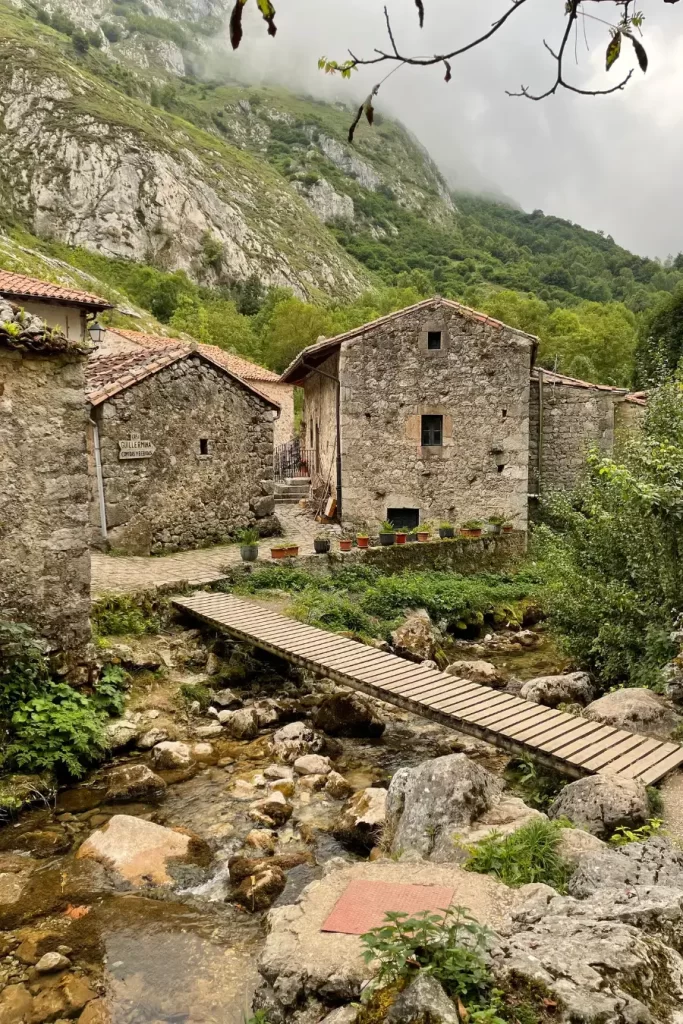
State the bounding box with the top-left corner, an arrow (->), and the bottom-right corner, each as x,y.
606,30 -> 622,71
229,0 -> 247,50
255,0 -> 277,38
624,32 -> 648,72
415,0 -> 425,28
348,103 -> 364,143
444,59 -> 452,83
364,95 -> 375,126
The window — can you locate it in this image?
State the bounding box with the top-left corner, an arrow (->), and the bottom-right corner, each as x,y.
427,330 -> 442,350
199,438 -> 209,455
421,414 -> 443,447
387,508 -> 420,530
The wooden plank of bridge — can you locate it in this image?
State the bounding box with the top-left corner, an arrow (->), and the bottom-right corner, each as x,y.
174,592 -> 683,785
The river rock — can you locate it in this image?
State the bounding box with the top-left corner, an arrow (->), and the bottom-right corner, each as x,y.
385,754 -> 502,860
136,727 -> 170,750
294,754 -> 332,776
30,972 -> 97,1021
211,688 -> 242,709
220,708 -> 260,740
103,718 -> 140,751
312,693 -> 386,738
233,864 -> 287,912
76,814 -> 210,887
35,951 -> 71,973
557,826 -> 607,866
254,700 -> 283,727
245,829 -> 277,854
271,721 -> 325,762
456,795 -> 545,846
445,660 -> 506,688
391,610 -> 440,662
194,722 -> 223,739
520,671 -> 595,707
568,835 -> 683,898
151,741 -> 193,770
250,791 -> 294,827
386,975 -> 460,1024
0,983 -> 32,1023
325,772 -> 353,800
104,764 -> 166,803
78,998 -> 111,1024
264,765 -> 294,781
548,775 -> 649,838
584,687 -> 681,740
333,788 -> 387,849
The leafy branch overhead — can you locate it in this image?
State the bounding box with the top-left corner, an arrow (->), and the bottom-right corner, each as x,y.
229,0 -> 277,51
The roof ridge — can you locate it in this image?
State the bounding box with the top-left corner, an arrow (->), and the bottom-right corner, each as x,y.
0,269 -> 112,309
108,328 -> 282,382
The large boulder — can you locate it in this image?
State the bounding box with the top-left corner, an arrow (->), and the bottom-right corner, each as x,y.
76,814 -> 210,887
104,764 -> 166,803
556,827 -> 607,867
385,754 -> 502,860
391,610 -> 441,663
548,775 -> 650,838
271,721 -> 325,763
445,660 -> 506,689
584,687 -> 681,740
312,693 -> 385,738
220,708 -> 260,741
568,835 -> 683,898
386,975 -> 459,1024
333,788 -> 387,850
520,671 -> 595,708
456,796 -> 545,846
150,741 -> 193,770
103,718 -> 140,751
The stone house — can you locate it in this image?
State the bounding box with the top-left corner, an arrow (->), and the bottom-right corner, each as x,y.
0,269 -> 112,342
282,297 -> 645,531
100,328 -> 295,445
86,344 -> 280,555
0,297 -> 91,665
282,297 -> 537,531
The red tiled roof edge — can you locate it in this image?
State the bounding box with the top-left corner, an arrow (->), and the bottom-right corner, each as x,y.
108,328 -> 283,383
0,270 -> 113,309
532,367 -> 629,395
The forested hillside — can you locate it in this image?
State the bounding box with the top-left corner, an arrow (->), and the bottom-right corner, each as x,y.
1,0 -> 681,386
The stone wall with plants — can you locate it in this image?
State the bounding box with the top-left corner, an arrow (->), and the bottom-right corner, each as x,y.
337,305 -> 533,532
0,343 -> 91,662
528,377 -> 619,494
91,356 -> 277,555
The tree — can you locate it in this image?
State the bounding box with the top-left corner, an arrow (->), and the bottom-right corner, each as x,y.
635,285 -> 683,385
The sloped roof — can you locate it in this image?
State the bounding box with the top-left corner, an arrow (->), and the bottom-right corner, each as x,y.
0,270 -> 113,310
280,296 -> 539,384
109,328 -> 283,383
532,367 -> 629,396
86,346 -> 280,408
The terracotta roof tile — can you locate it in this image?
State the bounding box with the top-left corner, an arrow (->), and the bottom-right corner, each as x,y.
0,270 -> 112,309
109,328 -> 282,382
532,367 -> 629,395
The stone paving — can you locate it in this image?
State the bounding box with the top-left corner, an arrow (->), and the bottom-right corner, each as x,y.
91,506 -> 328,596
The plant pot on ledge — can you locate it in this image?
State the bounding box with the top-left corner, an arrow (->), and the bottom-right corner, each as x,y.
357,535 -> 370,549
240,544 -> 259,562
339,539 -> 353,553
502,523 -> 514,535
314,538 -> 331,554
395,532 -> 407,545
286,545 -> 299,558
271,545 -> 288,560
417,531 -> 431,543
439,525 -> 455,539
379,532 -> 395,546
460,520 -> 484,540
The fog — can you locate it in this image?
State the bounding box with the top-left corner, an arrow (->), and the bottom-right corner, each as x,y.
204,0 -> 683,260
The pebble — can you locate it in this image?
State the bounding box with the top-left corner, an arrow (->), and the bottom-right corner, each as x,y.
35,952 -> 71,973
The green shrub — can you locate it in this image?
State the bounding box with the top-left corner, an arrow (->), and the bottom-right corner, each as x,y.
92,592 -> 165,637
178,681 -> 214,710
464,818 -> 573,892
101,21 -> 122,42
505,755 -> 568,811
609,818 -> 663,846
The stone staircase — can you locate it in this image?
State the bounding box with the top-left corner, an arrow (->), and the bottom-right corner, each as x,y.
274,477 -> 311,505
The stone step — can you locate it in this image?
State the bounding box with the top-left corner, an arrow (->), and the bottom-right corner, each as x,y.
275,497 -> 306,505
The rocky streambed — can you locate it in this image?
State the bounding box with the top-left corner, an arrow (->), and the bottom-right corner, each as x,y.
2,606 -> 683,1024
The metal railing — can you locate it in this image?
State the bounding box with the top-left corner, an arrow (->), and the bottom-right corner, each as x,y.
273,440 -> 316,481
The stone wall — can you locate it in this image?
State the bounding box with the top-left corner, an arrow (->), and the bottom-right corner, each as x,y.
0,345 -> 91,660
91,356 -> 277,555
334,306 -> 532,531
302,351 -> 339,499
529,377 -> 619,493
256,380 -> 295,446
615,397 -> 646,435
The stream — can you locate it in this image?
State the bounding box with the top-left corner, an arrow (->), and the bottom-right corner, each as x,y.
0,630 -> 564,1024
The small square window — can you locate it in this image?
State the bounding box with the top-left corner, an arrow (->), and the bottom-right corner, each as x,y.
199,438 -> 209,455
421,414 -> 443,447
427,330 -> 442,350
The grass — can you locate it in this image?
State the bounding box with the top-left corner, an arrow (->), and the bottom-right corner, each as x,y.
463,818 -> 573,893
92,591 -> 168,638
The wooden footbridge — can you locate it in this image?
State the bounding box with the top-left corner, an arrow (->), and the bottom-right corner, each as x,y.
174,592 -> 683,785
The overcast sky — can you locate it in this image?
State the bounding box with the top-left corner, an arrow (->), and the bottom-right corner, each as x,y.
213,1 -> 683,260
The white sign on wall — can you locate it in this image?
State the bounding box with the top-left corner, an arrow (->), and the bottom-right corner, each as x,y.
119,432 -> 156,460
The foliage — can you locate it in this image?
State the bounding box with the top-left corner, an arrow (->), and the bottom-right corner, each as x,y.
609,818 -> 663,846
360,907 -> 500,1009
536,377 -> 683,688
92,592 -> 165,637
504,755 -> 568,812
237,528 -> 260,545
178,681 -> 214,710
464,819 -> 573,893
92,664 -> 129,717
635,284 -> 683,385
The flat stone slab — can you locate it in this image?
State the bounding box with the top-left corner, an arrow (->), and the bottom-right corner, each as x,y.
322,879 -> 455,934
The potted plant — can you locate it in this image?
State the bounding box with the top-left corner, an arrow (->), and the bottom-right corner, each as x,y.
395,530 -> 407,545
502,521 -> 514,534
339,537 -> 353,552
417,523 -> 431,542
487,515 -> 504,536
460,519 -> 484,540
314,535 -> 331,554
286,543 -> 299,557
379,520 -> 396,546
271,543 -> 288,560
439,521 -> 455,539
356,533 -> 370,549
238,528 -> 259,562
407,526 -> 420,543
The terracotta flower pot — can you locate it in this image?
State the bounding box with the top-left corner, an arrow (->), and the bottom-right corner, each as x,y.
460,528 -> 483,540
286,545 -> 299,557
340,539 -> 352,552
357,536 -> 369,549
271,548 -> 287,560
503,525 -> 514,534
417,531 -> 430,543
395,532 -> 407,545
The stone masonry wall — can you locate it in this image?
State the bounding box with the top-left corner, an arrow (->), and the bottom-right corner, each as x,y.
255,380 -> 295,446
337,305 -> 533,531
92,356 -> 276,555
0,346 -> 91,659
529,377 -> 618,493
303,351 -> 339,499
